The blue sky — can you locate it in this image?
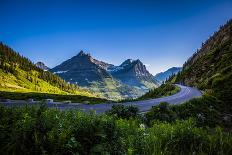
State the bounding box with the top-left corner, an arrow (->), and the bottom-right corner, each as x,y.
0,0 -> 232,74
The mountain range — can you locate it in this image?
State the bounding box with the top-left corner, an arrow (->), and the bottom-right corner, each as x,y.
50,51 -> 159,100
154,67 -> 182,82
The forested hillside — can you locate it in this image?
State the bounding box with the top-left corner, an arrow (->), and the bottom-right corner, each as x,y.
175,19 -> 232,112
0,42 -> 100,99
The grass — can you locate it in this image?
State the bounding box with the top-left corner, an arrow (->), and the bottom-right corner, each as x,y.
0,68 -> 95,96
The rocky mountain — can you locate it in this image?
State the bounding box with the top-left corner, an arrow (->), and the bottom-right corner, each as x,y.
109,59 -> 158,88
51,51 -> 112,86
35,61 -> 50,71
50,51 -> 159,100
175,19 -> 232,108
154,67 -> 182,82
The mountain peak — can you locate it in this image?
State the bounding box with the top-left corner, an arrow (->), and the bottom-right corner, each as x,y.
120,59 -> 134,67
35,61 -> 50,71
134,59 -> 142,64
77,50 -> 91,57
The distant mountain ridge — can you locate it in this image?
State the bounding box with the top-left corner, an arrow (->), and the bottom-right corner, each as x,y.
154,67 -> 182,82
50,51 -> 159,100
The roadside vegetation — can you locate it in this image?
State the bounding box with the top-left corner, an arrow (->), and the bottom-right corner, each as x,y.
1,98 -> 232,155
138,83 -> 180,100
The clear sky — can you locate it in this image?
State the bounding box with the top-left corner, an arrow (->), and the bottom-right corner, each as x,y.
0,0 -> 231,74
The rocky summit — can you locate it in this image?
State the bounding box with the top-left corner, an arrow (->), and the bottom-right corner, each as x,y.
35,61 -> 50,71
109,59 -> 158,88
50,51 -> 112,86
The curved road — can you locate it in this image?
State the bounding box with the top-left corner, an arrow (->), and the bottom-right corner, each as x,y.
0,84 -> 202,113
71,84 -> 202,113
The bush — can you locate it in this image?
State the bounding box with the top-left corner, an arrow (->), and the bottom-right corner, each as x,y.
106,104 -> 139,119
212,71 -> 232,113
146,95 -> 222,127
145,102 -> 177,125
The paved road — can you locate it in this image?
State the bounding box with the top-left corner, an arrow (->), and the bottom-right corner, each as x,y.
0,84 -> 202,113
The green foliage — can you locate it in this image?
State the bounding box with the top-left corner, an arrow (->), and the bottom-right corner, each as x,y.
145,102 -> 177,125
173,95 -> 222,127
146,119 -> 232,155
146,95 -> 222,128
138,84 -> 180,100
106,104 -> 139,119
211,65 -> 232,112
0,105 -> 232,155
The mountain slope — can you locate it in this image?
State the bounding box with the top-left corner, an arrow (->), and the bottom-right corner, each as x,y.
51,51 -> 113,86
175,19 -> 232,110
110,59 -> 158,88
51,52 -> 158,100
0,43 -> 97,98
154,67 -> 182,82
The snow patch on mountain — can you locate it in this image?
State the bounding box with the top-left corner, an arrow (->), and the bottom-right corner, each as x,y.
107,66 -> 124,72
54,70 -> 68,74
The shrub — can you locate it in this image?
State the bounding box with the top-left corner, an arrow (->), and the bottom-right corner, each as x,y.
145,102 -> 177,125
212,71 -> 232,113
106,104 -> 139,119
172,95 -> 221,127
146,95 -> 222,127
